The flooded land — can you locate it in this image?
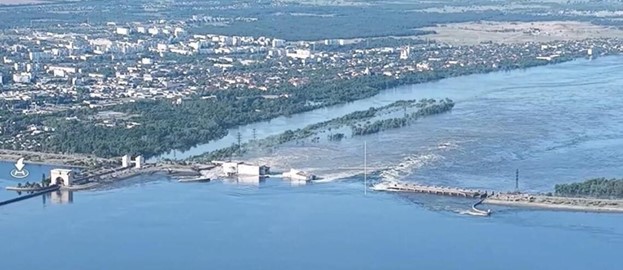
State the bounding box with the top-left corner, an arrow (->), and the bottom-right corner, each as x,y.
2,57 -> 623,270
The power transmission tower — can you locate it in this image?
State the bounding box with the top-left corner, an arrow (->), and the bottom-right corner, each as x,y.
236,131 -> 242,156
364,141 -> 367,195
252,128 -> 257,141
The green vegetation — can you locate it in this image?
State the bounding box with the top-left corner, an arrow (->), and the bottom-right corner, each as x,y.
1,53 -> 575,159
352,99 -> 454,136
555,178 -> 623,199
328,133 -> 345,141
40,77 -> 385,158
4,0 -> 623,39
191,98 -> 453,161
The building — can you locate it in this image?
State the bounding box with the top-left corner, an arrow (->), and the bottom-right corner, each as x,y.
122,155 -> 131,168
50,169 -> 74,186
12,72 -> 32,84
122,155 -> 144,168
286,49 -> 311,60
216,161 -> 270,177
238,163 -> 270,176
282,169 -> 316,181
400,46 -> 410,60
272,39 -> 285,48
148,27 -> 159,35
221,162 -> 239,176
116,27 -> 130,35
134,155 -> 144,169
48,66 -> 77,75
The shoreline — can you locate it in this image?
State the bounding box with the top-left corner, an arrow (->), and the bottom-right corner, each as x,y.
0,149 -> 112,168
159,55 -> 600,161
0,158 -> 73,168
484,196 -> 623,213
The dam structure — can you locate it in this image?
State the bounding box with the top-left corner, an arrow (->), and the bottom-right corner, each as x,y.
371,181 -> 491,198
371,181 -> 493,216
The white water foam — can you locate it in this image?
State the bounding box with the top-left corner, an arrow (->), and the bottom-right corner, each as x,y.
377,139 -> 461,182
378,153 -> 443,182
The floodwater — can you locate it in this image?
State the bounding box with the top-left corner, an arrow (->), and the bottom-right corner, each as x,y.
2,56 -> 623,269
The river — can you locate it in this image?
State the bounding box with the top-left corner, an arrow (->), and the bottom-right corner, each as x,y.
1,56 -> 623,269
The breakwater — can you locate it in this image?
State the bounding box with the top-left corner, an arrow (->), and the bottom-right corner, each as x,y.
0,185 -> 60,206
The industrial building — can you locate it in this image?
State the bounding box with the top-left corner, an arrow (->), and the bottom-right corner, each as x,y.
50,169 -> 74,186
213,161 -> 270,177
122,155 -> 145,168
282,169 -> 316,181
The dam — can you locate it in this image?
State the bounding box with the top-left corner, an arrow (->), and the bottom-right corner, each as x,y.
371,181 -> 490,198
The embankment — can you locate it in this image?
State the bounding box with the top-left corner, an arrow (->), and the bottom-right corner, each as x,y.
484,194 -> 623,213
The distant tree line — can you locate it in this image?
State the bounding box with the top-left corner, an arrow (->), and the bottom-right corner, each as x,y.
555,178 -> 623,199
351,98 -> 454,136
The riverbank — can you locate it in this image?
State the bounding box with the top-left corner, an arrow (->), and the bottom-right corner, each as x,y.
0,149 -> 114,168
34,42 -> 608,161
484,194 -> 623,213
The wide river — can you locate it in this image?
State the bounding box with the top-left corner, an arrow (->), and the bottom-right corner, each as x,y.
2,57 -> 623,269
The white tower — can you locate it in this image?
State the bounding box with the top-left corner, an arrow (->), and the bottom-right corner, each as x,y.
134,155 -> 144,169
50,169 -> 74,186
400,46 -> 410,60
122,154 -> 131,168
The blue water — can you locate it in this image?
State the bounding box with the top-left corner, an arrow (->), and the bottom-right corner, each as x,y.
0,177 -> 621,270
2,57 -> 623,269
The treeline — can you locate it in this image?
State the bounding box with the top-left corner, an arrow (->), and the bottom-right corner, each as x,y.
352,118 -> 408,136
351,99 -> 454,136
41,76 -> 387,158
314,37 -> 432,52
555,178 -> 623,199
197,3 -> 585,40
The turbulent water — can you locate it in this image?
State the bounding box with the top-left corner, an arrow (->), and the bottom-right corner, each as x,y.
247,56 -> 623,193
2,57 -> 623,270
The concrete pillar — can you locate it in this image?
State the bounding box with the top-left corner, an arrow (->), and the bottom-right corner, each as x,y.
50,169 -> 73,186
122,155 -> 131,168
134,155 -> 144,169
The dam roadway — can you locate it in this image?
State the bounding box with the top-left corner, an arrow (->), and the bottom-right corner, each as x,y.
371,181 -> 623,213
371,181 -> 490,198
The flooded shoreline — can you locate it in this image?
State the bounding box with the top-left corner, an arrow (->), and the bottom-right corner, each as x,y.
154,57 -> 604,161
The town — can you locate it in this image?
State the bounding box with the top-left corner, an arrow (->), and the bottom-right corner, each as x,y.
2,15 -> 622,158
